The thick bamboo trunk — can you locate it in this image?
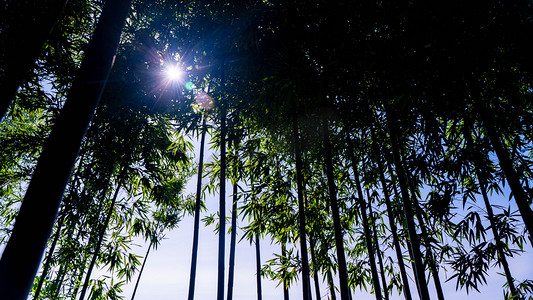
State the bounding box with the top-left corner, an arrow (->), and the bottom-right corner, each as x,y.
188,114 -> 207,300
0,0 -> 131,297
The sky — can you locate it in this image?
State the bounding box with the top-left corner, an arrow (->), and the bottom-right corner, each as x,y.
1,117 -> 529,300
115,135 -> 533,300
118,197 -> 533,300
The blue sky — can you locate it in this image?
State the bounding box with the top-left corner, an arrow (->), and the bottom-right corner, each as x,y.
119,201 -> 533,300
116,135 -> 533,300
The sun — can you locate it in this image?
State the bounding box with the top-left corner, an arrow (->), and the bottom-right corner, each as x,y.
164,65 -> 184,82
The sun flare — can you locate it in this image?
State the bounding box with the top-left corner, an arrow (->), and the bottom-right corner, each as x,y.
165,65 -> 184,82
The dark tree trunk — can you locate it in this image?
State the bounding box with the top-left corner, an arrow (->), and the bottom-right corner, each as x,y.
69,206 -> 101,298
309,235 -> 321,300
33,211 -> 66,299
366,190 -> 390,300
0,0 -> 68,121
255,233 -> 263,300
356,186 -> 383,300
478,176 -> 518,297
78,174 -> 125,300
35,153 -> 87,299
70,252 -> 89,298
463,124 -> 518,297
384,105 -> 431,300
51,260 -> 68,298
321,119 -> 350,300
303,180 -> 320,300
481,115 -> 533,237
130,240 -> 153,300
370,128 -> 413,300
188,114 -> 207,300
292,114 -> 312,300
217,83 -> 227,300
282,244 -> 290,300
0,0 -> 131,297
347,133 -> 383,300
227,180 -> 239,300
391,183 -> 422,298
227,127 -> 241,300
250,173 -> 263,300
409,183 -> 445,300
56,211 -> 89,298
327,266 -> 337,300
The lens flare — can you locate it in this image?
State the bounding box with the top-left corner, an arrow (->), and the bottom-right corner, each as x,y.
195,92 -> 214,110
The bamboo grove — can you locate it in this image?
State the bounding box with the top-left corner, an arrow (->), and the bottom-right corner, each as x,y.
1,0 -> 532,299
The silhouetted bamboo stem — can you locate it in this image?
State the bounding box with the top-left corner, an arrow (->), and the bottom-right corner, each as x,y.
188,114 -> 207,300
321,118 -> 351,300
292,113 -> 311,300
70,209 -> 101,298
391,182 -> 422,297
255,233 -> 263,300
0,0 -> 68,121
130,240 -> 153,300
227,176 -> 239,300
0,0 -> 132,297
408,180 -> 445,300
309,234 -> 321,300
384,104 -> 430,300
282,244 -> 290,300
78,172 -> 125,300
479,105 -> 533,237
346,132 -> 383,300
366,190 -> 389,300
32,209 -> 66,299
370,126 -> 413,300
463,123 -> 518,297
327,265 -> 337,300
217,63 -> 227,300
478,177 -> 518,297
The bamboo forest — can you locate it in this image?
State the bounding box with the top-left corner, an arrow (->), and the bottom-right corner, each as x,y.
1,0 -> 533,299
